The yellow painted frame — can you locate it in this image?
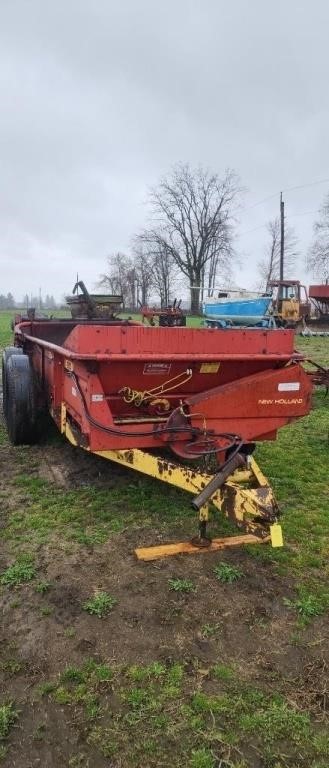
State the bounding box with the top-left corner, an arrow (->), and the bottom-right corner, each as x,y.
61,403 -> 283,557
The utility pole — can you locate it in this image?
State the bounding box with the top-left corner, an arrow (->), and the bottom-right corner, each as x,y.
280,192 -> 284,281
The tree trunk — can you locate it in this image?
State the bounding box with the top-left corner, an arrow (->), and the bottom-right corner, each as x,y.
190,283 -> 200,314
164,276 -> 170,306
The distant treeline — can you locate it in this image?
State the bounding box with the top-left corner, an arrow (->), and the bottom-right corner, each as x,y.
0,293 -> 58,310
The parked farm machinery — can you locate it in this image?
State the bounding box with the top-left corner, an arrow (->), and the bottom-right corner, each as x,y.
2,288 -> 316,559
304,359 -> 329,392
269,280 -> 329,334
141,299 -> 186,326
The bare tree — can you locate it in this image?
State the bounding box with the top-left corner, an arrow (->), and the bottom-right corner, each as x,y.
257,217 -> 299,290
98,252 -> 131,308
98,250 -> 151,311
132,244 -> 153,306
136,235 -> 178,306
307,193 -> 329,281
151,244 -> 176,306
141,164 -> 241,313
125,264 -> 139,309
205,240 -> 233,297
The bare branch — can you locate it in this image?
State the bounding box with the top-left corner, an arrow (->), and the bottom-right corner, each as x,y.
140,163 -> 241,312
307,193 -> 329,281
257,217 -> 299,290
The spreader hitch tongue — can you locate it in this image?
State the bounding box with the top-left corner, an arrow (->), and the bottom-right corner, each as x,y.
192,452 -> 246,510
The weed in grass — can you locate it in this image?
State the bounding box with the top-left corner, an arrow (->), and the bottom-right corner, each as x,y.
289,630 -> 304,647
91,664 -> 113,683
284,592 -> 327,623
168,577 -> 195,593
180,703 -> 204,731
37,681 -> 57,696
213,562 -> 243,583
147,661 -> 166,678
60,666 -> 86,684
143,738 -> 158,755
190,747 -> 215,768
0,745 -> 7,760
40,661 -> 108,720
212,663 -> 235,681
251,616 -> 268,630
192,691 -> 229,715
0,556 -> 36,587
9,599 -> 20,609
312,731 -> 329,756
33,723 -> 46,742
163,664 -> 184,698
0,703 -> 18,741
166,662 -> 184,686
82,592 -> 117,618
39,605 -> 53,617
64,627 -> 76,638
52,682 -> 100,718
126,687 -> 150,709
239,696 -> 310,743
84,696 -> 100,720
52,686 -> 72,705
201,623 -> 221,638
35,580 -> 51,594
0,660 -> 23,676
87,727 -> 117,758
126,661 -> 165,682
68,754 -> 90,768
71,528 -> 109,547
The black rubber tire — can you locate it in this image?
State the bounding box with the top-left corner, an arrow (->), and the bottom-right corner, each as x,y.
2,347 -> 23,419
5,354 -> 37,445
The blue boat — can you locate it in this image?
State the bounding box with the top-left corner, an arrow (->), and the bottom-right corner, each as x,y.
202,294 -> 272,326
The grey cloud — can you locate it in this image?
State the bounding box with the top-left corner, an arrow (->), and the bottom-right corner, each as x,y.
1,0 -> 329,298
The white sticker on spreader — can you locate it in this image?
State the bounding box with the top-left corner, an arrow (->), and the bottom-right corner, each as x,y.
91,394 -> 104,402
278,382 -> 300,392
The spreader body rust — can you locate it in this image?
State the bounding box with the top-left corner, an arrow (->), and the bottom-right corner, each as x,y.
4,317 -> 313,556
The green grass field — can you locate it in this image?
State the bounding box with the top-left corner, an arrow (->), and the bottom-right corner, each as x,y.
0,310 -> 329,768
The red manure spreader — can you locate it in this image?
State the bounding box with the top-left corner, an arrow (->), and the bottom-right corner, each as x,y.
3,286 -> 314,559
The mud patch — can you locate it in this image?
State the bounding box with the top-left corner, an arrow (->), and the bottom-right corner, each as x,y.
37,439 -> 127,491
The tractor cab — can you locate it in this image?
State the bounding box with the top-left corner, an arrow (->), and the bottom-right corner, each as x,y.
268,280 -> 311,326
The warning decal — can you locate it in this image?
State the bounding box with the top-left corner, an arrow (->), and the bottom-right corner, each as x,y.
143,362 -> 172,375
200,363 -> 220,374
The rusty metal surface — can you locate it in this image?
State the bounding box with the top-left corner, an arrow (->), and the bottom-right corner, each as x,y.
192,452 -> 246,510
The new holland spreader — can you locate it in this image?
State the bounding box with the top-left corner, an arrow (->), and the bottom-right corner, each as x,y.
3,292 -> 313,559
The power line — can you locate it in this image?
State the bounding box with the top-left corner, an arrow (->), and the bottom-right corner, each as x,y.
240,177 -> 329,216
282,178 -> 329,194
239,192 -> 278,213
238,209 -> 318,239
290,210 -> 318,218
237,223 -> 267,237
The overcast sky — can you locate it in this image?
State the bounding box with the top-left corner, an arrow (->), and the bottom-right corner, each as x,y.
1,0 -> 329,301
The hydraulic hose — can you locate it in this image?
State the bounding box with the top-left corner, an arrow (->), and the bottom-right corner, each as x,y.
191,450 -> 246,510
68,371 -> 242,456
